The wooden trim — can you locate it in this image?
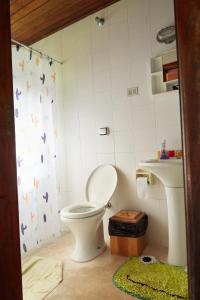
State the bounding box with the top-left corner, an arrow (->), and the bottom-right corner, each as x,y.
10,0 -> 120,45
0,1 -> 23,299
174,0 -> 200,298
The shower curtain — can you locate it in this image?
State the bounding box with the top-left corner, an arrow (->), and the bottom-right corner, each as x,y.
12,46 -> 60,254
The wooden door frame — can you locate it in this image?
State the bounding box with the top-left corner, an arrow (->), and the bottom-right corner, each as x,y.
0,1 -> 23,299
0,0 -> 200,299
175,0 -> 200,298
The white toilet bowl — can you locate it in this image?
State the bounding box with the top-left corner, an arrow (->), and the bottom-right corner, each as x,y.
60,165 -> 118,262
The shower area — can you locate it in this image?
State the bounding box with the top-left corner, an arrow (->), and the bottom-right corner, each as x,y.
12,44 -> 64,254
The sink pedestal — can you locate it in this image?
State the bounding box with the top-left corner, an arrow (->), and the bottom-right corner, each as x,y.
165,187 -> 187,266
139,159 -> 187,266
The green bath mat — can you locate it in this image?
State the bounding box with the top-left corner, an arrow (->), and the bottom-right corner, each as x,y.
113,257 -> 188,300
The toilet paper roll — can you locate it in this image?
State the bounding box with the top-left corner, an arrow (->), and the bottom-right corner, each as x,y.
137,177 -> 148,200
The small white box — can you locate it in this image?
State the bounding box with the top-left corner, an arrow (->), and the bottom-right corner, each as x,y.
99,127 -> 109,135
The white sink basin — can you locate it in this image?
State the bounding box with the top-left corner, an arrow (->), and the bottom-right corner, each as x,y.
139,158 -> 187,266
140,159 -> 183,188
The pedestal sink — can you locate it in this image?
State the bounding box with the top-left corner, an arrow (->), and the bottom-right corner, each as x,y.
139,159 -> 187,266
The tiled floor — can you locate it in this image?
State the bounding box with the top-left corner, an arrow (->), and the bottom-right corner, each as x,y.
22,233 -> 167,300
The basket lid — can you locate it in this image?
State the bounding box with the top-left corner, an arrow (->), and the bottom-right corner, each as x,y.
111,210 -> 144,223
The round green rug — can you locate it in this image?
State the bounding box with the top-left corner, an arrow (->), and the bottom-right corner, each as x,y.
112,257 -> 188,300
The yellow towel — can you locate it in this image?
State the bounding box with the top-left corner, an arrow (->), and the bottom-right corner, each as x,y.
22,256 -> 63,300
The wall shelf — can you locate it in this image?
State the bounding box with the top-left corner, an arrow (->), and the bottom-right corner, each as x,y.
151,71 -> 163,76
152,90 -> 179,97
150,49 -> 179,95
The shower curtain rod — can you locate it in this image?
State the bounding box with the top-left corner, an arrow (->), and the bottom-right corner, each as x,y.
11,39 -> 63,65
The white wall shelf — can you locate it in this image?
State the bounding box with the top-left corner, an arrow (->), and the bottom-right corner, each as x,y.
152,90 -> 179,97
151,49 -> 178,95
151,71 -> 163,76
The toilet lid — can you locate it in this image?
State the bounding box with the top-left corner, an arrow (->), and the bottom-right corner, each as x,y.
85,165 -> 117,205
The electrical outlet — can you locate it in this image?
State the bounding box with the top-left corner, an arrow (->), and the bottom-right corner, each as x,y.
127,87 -> 139,97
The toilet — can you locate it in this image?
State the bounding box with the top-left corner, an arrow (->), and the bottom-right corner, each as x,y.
60,164 -> 118,262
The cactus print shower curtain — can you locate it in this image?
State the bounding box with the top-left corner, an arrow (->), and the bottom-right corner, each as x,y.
12,46 -> 60,254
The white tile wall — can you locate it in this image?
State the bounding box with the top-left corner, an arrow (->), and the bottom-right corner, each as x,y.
34,0 -> 181,247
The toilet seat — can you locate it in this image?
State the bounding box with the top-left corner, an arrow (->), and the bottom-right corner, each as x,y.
61,165 -> 117,219
86,164 -> 118,205
61,202 -> 105,219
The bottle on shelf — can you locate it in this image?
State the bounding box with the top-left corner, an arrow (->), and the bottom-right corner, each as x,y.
160,139 -> 169,159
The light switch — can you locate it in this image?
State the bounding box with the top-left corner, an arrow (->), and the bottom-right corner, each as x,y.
127,87 -> 139,97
